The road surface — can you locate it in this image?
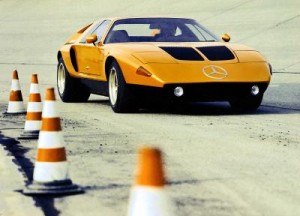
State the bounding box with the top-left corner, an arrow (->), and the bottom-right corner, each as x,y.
0,1 -> 299,215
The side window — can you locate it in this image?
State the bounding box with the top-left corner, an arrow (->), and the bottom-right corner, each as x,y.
91,20 -> 111,44
175,27 -> 182,36
185,24 -> 217,42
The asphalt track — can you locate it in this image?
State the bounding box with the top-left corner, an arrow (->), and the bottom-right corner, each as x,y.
0,0 -> 300,215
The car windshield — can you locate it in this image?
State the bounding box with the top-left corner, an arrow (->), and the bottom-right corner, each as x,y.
104,18 -> 219,43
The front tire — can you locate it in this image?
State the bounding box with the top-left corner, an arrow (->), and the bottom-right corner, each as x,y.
108,61 -> 136,113
57,58 -> 90,102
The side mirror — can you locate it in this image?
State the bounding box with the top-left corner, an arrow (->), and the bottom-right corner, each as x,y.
86,34 -> 98,44
222,33 -> 231,42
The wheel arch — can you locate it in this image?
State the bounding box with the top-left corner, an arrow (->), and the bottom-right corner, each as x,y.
57,46 -> 79,76
104,54 -> 140,85
57,51 -> 62,61
105,56 -> 118,81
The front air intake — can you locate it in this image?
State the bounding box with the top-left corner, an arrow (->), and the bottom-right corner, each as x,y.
197,46 -> 235,61
160,47 -> 204,61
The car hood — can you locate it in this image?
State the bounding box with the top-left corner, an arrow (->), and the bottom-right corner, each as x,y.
109,42 -> 254,51
108,42 -> 264,64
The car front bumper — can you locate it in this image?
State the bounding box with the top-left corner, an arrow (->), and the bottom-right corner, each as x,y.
130,82 -> 269,102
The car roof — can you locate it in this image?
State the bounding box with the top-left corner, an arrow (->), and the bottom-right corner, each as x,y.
98,16 -> 195,22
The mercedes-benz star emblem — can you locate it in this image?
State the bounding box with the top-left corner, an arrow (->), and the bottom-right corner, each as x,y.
202,65 -> 228,79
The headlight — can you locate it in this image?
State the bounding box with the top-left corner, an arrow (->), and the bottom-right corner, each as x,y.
174,86 -> 184,97
251,85 -> 260,96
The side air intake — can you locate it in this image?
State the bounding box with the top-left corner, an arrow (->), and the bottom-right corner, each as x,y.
160,47 -> 204,61
197,46 -> 235,61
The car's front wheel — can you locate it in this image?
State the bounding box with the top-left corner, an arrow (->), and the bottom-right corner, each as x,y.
229,95 -> 263,112
57,58 -> 90,102
108,61 -> 136,113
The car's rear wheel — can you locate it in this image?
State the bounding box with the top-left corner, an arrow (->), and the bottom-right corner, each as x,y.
57,58 -> 90,102
229,95 -> 263,112
108,61 -> 136,113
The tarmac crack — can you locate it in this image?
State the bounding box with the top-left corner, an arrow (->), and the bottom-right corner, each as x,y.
273,71 -> 300,74
237,13 -> 300,42
0,62 -> 55,66
0,134 -> 61,216
201,0 -> 252,22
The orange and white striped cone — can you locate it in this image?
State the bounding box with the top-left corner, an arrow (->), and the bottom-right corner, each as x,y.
23,87 -> 83,195
4,70 -> 26,115
19,74 -> 42,139
127,147 -> 175,216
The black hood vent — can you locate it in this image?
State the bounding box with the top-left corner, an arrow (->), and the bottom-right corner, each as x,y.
160,47 -> 204,61
197,46 -> 235,61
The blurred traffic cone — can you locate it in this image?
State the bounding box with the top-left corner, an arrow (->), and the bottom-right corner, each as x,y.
23,87 -> 83,195
19,74 -> 42,139
127,147 -> 175,216
4,70 -> 26,115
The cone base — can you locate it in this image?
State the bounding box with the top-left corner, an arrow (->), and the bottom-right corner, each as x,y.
3,111 -> 26,116
23,179 -> 84,195
18,130 -> 39,140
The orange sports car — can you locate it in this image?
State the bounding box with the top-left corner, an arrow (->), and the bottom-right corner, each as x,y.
57,17 -> 272,113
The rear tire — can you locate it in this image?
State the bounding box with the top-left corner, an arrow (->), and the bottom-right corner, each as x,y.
229,95 -> 263,112
108,61 -> 137,113
57,58 -> 90,102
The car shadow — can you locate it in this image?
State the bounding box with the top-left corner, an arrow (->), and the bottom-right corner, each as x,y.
157,102 -> 300,116
86,98 -> 300,116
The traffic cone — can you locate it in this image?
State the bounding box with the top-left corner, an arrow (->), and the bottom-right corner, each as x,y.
23,87 -> 83,195
127,147 -> 175,216
3,70 -> 26,115
18,74 -> 42,139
